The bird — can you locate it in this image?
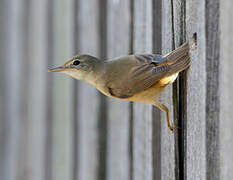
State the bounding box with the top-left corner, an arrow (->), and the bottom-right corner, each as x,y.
49,42 -> 190,133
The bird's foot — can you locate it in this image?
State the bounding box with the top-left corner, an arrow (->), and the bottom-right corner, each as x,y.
168,124 -> 180,133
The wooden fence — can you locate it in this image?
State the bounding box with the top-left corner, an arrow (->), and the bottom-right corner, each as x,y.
0,0 -> 232,179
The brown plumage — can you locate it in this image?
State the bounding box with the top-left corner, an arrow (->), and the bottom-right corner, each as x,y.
49,42 -> 190,132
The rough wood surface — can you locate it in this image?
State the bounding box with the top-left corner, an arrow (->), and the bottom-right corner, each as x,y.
0,0 -> 232,180
75,0 -> 101,179
219,0 -> 233,178
51,0 -> 74,180
132,1 -> 153,180
161,0 -> 176,179
152,0 -> 162,179
186,0 -> 207,179
106,0 -> 131,180
172,0 -> 187,179
205,0 -> 220,179
0,0 -> 8,178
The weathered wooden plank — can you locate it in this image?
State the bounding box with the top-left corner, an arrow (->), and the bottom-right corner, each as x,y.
219,0 -> 233,178
0,0 -> 28,179
205,0 -> 220,179
51,0 -> 74,179
172,0 -> 187,179
0,0 -> 8,178
44,1 -> 54,179
152,0 -> 162,179
74,0 -> 101,180
25,0 -> 49,179
106,0 -> 131,180
161,0 -> 176,179
186,0 -> 207,179
132,0 -> 153,179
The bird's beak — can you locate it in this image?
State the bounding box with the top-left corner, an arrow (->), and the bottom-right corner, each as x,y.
48,66 -> 65,72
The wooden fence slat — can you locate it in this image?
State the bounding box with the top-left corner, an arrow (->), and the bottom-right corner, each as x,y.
106,0 -> 131,180
161,0 -> 176,179
152,0 -> 162,179
205,0 -> 220,179
172,0 -> 186,179
0,0 -> 8,178
219,0 -> 233,178
132,1 -> 153,179
1,1 -> 233,180
1,0 -> 28,179
51,0 -> 74,179
44,1 -> 54,179
186,0 -> 207,179
26,0 -> 49,179
152,0 -> 163,180
75,0 -> 100,179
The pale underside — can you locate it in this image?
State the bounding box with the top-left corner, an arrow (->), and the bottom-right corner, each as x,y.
95,72 -> 178,104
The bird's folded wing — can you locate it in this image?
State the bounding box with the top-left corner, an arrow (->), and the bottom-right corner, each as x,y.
107,54 -> 170,98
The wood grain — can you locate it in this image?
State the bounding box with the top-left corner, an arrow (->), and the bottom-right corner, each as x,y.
0,0 -> 232,179
206,0 -> 220,179
172,0 -> 187,179
219,0 -> 233,179
161,0 -> 176,179
186,0 -> 207,179
152,0 -> 162,179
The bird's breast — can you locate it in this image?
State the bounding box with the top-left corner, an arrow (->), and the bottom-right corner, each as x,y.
95,81 -> 165,104
92,72 -> 178,104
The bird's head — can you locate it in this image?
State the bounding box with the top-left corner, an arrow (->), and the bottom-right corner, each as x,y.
48,55 -> 102,81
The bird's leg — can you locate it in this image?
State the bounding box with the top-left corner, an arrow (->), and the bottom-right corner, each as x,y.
153,102 -> 175,133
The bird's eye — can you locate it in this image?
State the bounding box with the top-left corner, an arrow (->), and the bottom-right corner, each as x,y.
73,60 -> 80,66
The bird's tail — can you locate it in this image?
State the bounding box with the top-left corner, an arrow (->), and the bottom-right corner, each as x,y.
164,42 -> 190,75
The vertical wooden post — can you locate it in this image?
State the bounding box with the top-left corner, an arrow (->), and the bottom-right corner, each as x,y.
219,0 -> 233,178
74,0 -> 101,179
172,0 -> 187,179
205,0 -> 220,179
26,0 -> 50,179
161,0 -> 176,178
0,0 -> 8,178
152,0 -> 162,179
106,0 -> 131,180
186,0 -> 207,179
51,0 -> 74,179
132,0 -> 153,179
0,0 -> 29,179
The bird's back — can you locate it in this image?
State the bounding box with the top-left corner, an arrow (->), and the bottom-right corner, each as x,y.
96,42 -> 190,103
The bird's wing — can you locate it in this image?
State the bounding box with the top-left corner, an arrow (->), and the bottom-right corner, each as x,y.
107,54 -> 170,98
